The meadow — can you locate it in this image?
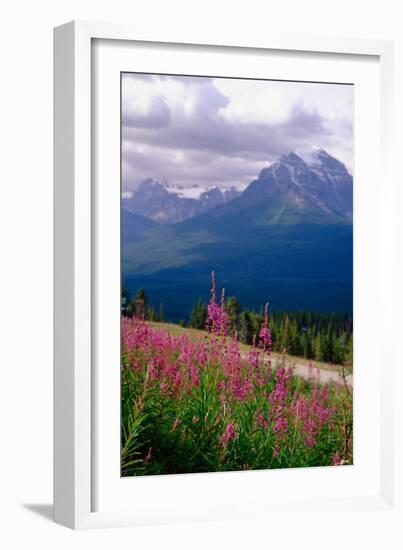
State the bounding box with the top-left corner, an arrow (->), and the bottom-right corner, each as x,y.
121,273 -> 352,476
145,321 -> 350,374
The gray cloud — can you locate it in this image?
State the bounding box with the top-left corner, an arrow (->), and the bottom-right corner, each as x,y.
121,73 -> 353,190
123,96 -> 171,129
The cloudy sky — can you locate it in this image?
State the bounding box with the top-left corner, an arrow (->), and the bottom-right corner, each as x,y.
122,73 -> 353,192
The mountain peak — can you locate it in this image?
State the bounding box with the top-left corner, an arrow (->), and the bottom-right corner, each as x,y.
137,178 -> 166,192
315,149 -> 349,175
297,148 -> 350,176
124,178 -> 241,223
279,152 -> 306,165
234,148 -> 352,223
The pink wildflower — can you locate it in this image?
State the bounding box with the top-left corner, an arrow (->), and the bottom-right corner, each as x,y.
247,334 -> 260,370
220,422 -> 237,446
332,451 -> 341,466
190,364 -> 199,386
206,272 -> 228,336
273,416 -> 288,434
256,413 -> 269,429
259,303 -> 272,354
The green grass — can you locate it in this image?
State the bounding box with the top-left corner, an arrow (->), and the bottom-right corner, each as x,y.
121,318 -> 353,476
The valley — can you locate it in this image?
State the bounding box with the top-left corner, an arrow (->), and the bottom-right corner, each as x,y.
122,149 -> 353,320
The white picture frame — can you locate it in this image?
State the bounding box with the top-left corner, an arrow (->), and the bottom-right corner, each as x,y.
54,20 -> 400,531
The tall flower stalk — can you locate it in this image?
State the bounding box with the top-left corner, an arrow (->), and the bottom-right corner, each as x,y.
206,271 -> 228,336
259,302 -> 272,355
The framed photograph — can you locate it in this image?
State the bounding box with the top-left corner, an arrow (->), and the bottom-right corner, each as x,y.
54,21 -> 398,530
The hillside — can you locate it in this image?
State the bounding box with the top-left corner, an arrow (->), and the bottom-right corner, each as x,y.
146,321 -> 351,375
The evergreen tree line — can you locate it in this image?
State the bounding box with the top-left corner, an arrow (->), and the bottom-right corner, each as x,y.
189,298 -> 353,366
122,287 -> 165,322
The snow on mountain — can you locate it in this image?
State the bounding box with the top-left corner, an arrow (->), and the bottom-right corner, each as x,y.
222,149 -> 353,223
164,183 -> 216,200
122,179 -> 242,223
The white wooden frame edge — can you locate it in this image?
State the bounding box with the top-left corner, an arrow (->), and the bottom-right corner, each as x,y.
53,20 -> 395,530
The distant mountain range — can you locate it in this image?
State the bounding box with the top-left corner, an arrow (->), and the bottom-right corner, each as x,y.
123,179 -> 241,224
122,149 -> 353,320
123,149 -> 352,225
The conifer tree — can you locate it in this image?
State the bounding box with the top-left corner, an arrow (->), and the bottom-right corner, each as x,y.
314,332 -> 322,361
225,296 -> 240,336
238,310 -> 254,344
189,299 -> 207,329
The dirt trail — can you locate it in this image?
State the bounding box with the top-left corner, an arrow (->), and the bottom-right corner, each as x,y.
258,355 -> 352,387
291,362 -> 353,388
